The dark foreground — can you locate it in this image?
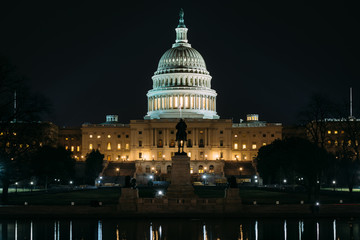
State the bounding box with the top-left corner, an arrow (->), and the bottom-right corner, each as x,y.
1,187 -> 360,219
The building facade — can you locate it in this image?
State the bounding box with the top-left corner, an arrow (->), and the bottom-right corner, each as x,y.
59,11 -> 282,181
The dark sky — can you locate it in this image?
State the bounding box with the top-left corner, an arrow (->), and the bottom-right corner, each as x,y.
1,1 -> 359,127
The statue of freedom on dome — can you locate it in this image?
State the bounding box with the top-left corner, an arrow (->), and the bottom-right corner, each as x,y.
175,118 -> 187,154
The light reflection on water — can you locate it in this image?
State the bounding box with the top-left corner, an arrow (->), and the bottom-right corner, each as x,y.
0,218 -> 359,239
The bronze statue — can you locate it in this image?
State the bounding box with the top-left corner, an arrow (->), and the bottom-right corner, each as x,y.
175,118 -> 187,154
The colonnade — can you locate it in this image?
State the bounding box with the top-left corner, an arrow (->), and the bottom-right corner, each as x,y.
148,94 -> 216,111
153,77 -> 210,88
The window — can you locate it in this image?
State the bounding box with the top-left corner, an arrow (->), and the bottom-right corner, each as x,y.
125,143 -> 129,150
252,144 -> 257,149
220,152 -> 223,158
126,135 -> 129,138
199,139 -> 204,147
220,140 -> 223,147
190,167 -> 193,174
65,137 -> 69,141
65,146 -> 69,150
97,135 -> 101,139
77,146 -> 80,152
220,130 -> 223,134
234,143 -> 238,149
156,165 -> 161,174
188,130 -> 192,134
170,130 -> 174,134
209,165 -> 214,173
158,130 -> 162,134
234,134 -> 238,138
90,135 -> 93,138
97,144 -> 101,150
107,135 -> 111,138
328,130 -> 331,134
334,130 -> 338,134
139,152 -> 142,159
107,142 -> 111,150
263,142 -> 267,146
198,165 -> 204,173
242,144 -> 246,149
146,165 -> 150,173
117,143 -> 121,150
71,146 -> 74,152
139,131 -> 142,135
139,141 -> 142,147
157,139 -> 163,148
107,155 -> 111,161
167,165 -> 172,174
117,135 -> 121,138
271,134 -> 274,137
187,139 -> 192,147
89,144 -> 93,150
169,140 -> 175,148
188,152 -> 191,157
200,130 -> 204,134
262,134 -> 266,137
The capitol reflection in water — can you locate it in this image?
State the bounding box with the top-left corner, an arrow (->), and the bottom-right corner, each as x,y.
0,218 -> 359,239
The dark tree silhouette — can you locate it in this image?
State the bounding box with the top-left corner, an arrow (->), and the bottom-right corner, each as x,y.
0,56 -> 52,203
299,94 -> 335,149
85,149 -> 104,185
30,146 -> 76,190
256,138 -> 334,202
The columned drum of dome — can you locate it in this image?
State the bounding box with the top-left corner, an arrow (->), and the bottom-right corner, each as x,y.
144,10 -> 219,120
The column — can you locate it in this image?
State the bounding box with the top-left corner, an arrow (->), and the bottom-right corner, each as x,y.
205,128 -> 208,146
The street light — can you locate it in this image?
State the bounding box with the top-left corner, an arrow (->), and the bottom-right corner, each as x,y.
283,179 -> 287,184
30,181 -> 34,192
202,174 -> 207,185
332,180 -> 336,191
116,168 -> 120,176
239,167 -> 243,176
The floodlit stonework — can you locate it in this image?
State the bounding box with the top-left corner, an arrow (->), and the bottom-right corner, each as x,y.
59,11 -> 283,183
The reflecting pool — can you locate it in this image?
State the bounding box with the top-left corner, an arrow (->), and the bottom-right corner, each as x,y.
0,218 -> 359,239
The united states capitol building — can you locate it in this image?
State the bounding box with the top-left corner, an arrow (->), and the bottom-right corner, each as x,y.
60,11 -> 282,182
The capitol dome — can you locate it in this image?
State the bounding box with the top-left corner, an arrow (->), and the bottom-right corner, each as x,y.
145,9 -> 219,120
155,46 -> 209,75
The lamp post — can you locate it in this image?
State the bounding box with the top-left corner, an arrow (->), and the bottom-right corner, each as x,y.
202,174 -> 207,185
239,167 -> 243,176
116,168 -> 120,176
15,182 -> 18,193
30,181 -> 34,192
332,180 -> 336,191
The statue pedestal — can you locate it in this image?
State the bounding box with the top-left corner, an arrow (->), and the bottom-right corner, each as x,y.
166,154 -> 195,198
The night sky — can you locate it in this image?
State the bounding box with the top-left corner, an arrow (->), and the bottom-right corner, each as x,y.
1,1 -> 359,127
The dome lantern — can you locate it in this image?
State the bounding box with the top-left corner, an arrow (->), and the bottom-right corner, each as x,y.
173,8 -> 191,48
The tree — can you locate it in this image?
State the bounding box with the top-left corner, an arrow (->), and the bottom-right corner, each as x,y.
299,94 -> 335,149
0,55 -> 51,203
30,146 -> 76,190
85,150 -> 104,185
256,138 -> 334,201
